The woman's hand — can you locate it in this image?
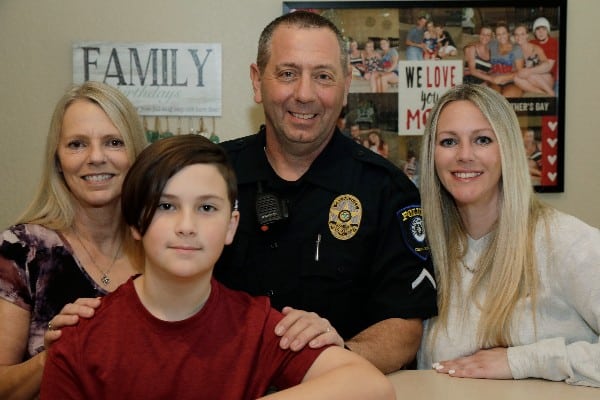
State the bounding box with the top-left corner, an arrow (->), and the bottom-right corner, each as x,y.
44,297 -> 102,350
432,347 -> 513,379
274,306 -> 344,351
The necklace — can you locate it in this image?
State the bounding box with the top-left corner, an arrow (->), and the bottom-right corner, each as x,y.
462,263 -> 476,273
462,261 -> 479,274
72,228 -> 123,286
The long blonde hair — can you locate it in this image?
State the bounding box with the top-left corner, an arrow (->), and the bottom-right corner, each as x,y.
17,81 -> 147,231
420,84 -> 548,347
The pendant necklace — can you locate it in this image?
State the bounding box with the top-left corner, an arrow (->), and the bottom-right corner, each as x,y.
462,262 -> 478,274
72,228 -> 123,286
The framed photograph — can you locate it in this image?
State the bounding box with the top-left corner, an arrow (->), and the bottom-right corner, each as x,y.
283,1 -> 567,192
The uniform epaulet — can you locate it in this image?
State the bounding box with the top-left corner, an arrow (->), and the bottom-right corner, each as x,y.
220,134 -> 260,161
348,142 -> 412,188
221,136 -> 250,151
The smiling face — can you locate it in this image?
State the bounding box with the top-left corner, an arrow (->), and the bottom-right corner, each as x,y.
380,39 -> 390,51
479,27 -> 493,45
534,26 -> 549,42
495,25 -> 510,44
250,25 -> 351,154
522,128 -> 535,146
134,164 -> 239,282
513,26 -> 529,46
57,99 -> 131,210
434,100 -> 502,211
368,132 -> 380,145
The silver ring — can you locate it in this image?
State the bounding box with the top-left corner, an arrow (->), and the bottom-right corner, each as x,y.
48,321 -> 54,331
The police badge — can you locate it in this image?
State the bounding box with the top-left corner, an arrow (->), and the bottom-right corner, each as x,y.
328,194 -> 362,240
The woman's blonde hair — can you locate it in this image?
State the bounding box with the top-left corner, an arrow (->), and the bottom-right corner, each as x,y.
17,81 -> 147,231
419,83 -> 548,347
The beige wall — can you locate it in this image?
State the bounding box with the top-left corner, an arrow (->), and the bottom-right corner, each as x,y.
1,0 -> 598,229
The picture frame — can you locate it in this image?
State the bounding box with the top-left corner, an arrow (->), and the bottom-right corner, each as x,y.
283,1 -> 567,192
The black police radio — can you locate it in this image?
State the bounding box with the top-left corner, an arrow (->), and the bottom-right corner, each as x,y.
255,181 -> 289,232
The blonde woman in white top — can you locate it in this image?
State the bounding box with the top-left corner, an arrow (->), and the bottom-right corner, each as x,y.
417,83 -> 600,387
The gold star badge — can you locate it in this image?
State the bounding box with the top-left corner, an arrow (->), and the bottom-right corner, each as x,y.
328,194 -> 362,240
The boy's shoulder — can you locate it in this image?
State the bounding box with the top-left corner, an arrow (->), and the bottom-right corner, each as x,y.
49,277 -> 137,355
214,279 -> 274,315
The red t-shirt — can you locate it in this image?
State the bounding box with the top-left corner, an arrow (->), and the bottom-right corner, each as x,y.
531,36 -> 558,79
41,277 -> 326,399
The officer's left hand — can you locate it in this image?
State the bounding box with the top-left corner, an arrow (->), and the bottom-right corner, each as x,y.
274,306 -> 344,351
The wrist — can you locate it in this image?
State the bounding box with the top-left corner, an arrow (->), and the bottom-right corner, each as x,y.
38,350 -> 47,368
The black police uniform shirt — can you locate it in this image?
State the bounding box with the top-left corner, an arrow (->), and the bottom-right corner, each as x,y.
215,128 -> 437,340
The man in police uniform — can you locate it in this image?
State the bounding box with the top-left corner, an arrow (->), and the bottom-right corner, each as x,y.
215,11 -> 437,374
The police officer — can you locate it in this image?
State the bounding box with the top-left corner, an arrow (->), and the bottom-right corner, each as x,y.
215,11 -> 437,374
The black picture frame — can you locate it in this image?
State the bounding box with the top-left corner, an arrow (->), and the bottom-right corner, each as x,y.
283,1 -> 566,192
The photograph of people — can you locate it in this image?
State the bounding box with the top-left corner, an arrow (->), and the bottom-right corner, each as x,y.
513,24 -> 555,96
488,22 -> 524,98
367,130 -> 389,158
522,127 -> 542,185
531,17 -> 559,94
422,21 -> 437,60
405,15 -> 428,60
462,25 -> 493,85
436,23 -> 458,59
348,38 -> 365,78
362,40 -> 382,81
369,39 -> 399,92
281,5 -> 562,191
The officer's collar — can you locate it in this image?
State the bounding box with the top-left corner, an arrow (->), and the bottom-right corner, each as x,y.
233,129 -> 271,184
234,128 -> 356,193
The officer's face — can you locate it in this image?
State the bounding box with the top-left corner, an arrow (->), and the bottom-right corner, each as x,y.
250,26 -> 351,153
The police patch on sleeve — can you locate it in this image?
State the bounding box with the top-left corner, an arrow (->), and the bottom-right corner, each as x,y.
328,194 -> 362,240
396,205 -> 429,260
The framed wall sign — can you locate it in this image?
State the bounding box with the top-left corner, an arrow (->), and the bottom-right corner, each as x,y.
73,42 -> 222,117
283,1 -> 566,192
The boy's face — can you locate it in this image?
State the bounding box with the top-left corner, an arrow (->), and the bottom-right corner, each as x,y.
534,26 -> 549,41
133,163 -> 239,281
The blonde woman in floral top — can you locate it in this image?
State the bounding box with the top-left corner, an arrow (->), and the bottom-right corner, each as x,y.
0,81 -> 146,399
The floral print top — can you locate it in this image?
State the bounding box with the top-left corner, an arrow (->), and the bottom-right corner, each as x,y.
0,224 -> 107,359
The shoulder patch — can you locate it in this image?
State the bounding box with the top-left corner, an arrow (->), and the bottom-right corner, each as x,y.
396,205 -> 429,260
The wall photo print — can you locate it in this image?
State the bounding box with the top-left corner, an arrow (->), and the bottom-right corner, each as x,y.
284,1 -> 566,192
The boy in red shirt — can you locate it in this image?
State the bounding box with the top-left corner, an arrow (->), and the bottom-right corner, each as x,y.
41,135 -> 394,400
531,17 -> 559,93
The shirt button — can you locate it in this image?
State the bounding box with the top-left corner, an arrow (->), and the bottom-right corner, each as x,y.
267,289 -> 275,297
